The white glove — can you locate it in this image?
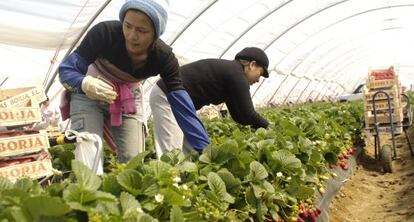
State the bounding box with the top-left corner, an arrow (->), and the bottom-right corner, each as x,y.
81,76 -> 117,104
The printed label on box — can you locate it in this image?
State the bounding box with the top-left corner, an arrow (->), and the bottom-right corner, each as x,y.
0,87 -> 46,108
0,132 -> 50,158
0,159 -> 53,182
0,107 -> 42,127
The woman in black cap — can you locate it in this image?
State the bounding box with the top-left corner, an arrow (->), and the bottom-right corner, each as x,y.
150,47 -> 270,159
58,0 -> 209,164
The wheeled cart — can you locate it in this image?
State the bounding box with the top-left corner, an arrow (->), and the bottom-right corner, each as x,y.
366,91 -> 413,173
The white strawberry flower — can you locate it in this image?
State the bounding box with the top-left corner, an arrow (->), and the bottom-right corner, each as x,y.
276,172 -> 283,177
173,176 -> 181,183
155,194 -> 164,203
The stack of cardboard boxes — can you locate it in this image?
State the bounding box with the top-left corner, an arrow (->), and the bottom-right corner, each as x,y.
363,66 -> 403,135
0,87 -> 54,182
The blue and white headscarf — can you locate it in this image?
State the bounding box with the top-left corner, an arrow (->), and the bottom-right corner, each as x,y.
119,0 -> 169,39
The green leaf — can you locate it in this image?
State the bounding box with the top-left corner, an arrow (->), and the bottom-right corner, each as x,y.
25,196 -> 70,219
219,139 -> 239,156
3,206 -> 31,222
95,201 -> 120,215
148,160 -> 173,179
102,174 -> 122,195
126,151 -> 149,170
263,181 -> 275,193
287,181 -> 314,200
207,172 -> 234,203
14,178 -> 33,192
2,188 -> 29,203
271,150 -> 302,171
161,149 -> 186,166
137,214 -> 157,222
117,169 -> 142,196
46,181 -> 69,197
248,161 -> 268,181
142,201 -> 157,211
59,150 -> 75,169
309,149 -> 323,164
222,192 -> 236,204
170,205 -> 184,222
198,146 -> 219,164
63,184 -> 116,212
120,192 -> 141,215
176,161 -> 198,173
141,176 -> 159,196
256,139 -> 275,150
71,160 -> 101,191
324,151 -> 338,164
0,176 -> 13,190
245,187 -> 257,212
251,184 -> 266,198
280,119 -> 302,137
296,185 -> 314,200
255,128 -> 268,139
207,172 -> 226,197
217,170 -> 241,192
160,188 -> 185,206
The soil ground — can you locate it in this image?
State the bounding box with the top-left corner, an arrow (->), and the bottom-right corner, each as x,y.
329,126 -> 414,222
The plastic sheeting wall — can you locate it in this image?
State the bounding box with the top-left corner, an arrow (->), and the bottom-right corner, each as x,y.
1,0 -> 414,110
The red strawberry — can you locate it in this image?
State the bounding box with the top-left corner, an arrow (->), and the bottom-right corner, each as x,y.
309,211 -> 317,222
315,206 -> 321,215
297,217 -> 305,222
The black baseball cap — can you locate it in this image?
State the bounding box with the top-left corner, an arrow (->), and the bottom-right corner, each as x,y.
235,47 -> 269,78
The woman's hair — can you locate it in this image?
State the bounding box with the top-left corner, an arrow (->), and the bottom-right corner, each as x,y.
238,59 -> 251,67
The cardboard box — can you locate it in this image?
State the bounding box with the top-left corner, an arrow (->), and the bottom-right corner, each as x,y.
368,66 -> 395,80
365,124 -> 403,135
364,99 -> 401,111
0,87 -> 46,108
364,111 -> 403,125
366,77 -> 400,90
0,107 -> 42,127
0,131 -> 50,158
0,159 -> 53,182
363,86 -> 400,101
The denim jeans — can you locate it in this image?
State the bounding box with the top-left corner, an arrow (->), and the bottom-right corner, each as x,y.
70,92 -> 145,163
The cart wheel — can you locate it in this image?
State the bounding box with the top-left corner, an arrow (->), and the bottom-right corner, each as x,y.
381,144 -> 393,173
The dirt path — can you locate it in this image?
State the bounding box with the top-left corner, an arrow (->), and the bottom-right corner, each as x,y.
329,127 -> 414,222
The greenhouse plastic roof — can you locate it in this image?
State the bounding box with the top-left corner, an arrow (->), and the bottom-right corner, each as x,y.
1,0 -> 414,106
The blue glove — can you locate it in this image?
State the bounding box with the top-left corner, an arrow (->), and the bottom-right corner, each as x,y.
167,90 -> 210,153
58,52 -> 88,93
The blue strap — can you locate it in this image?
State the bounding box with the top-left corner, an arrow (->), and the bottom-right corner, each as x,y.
58,52 -> 88,93
167,90 -> 210,153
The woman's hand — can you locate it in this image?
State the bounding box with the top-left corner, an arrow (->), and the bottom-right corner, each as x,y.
81,76 -> 117,104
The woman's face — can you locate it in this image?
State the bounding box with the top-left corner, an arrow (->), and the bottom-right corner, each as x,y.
245,61 -> 264,85
122,10 -> 155,56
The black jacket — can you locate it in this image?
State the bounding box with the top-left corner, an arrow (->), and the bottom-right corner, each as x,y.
158,59 -> 269,129
72,21 -> 183,92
